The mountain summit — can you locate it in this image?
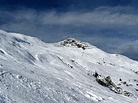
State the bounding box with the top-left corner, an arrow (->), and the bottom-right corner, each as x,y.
56,38 -> 93,50
0,30 -> 138,103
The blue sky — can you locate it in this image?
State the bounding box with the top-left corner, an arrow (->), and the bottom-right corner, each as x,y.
0,0 -> 138,60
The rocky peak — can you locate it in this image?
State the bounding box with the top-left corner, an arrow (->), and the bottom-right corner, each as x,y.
59,38 -> 92,50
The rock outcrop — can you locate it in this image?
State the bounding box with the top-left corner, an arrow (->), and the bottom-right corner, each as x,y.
60,38 -> 90,50
93,72 -> 135,98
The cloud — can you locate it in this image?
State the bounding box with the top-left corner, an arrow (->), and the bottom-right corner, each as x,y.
1,7 -> 138,26
1,7 -> 138,37
41,9 -> 138,27
0,7 -> 138,60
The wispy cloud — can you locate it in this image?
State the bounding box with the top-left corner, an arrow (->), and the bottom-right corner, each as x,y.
1,7 -> 138,34
41,9 -> 138,27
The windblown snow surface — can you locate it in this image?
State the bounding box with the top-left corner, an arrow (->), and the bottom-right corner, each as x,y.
0,29 -> 138,103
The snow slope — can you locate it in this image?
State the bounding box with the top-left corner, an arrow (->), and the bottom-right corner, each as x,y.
0,29 -> 138,103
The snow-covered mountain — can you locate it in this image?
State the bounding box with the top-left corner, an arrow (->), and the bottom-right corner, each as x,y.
0,29 -> 138,103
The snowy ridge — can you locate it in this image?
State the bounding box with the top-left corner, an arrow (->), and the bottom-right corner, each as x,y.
0,30 -> 138,103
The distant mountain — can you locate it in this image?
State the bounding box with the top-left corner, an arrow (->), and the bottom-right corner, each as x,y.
0,29 -> 138,103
